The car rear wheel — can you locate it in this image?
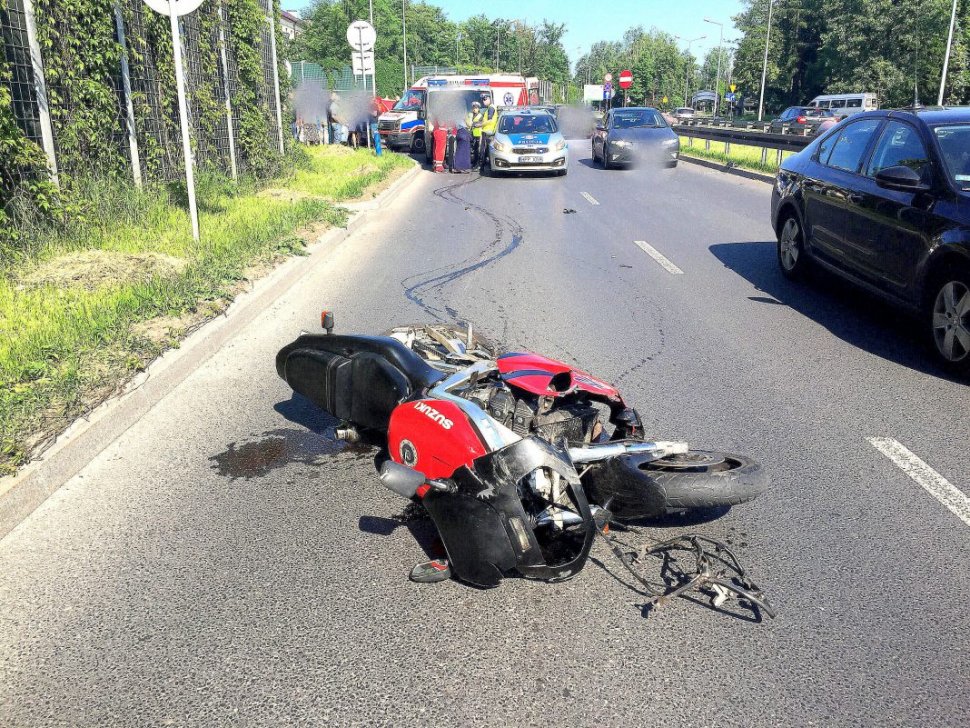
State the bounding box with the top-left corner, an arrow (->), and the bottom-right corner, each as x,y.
777,214 -> 809,279
928,271 -> 970,375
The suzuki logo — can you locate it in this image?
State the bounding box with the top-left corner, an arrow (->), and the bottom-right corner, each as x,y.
414,401 -> 453,429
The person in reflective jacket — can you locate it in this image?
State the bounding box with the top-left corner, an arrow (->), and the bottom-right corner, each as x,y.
479,95 -> 498,169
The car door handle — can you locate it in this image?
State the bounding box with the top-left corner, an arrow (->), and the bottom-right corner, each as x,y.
847,193 -> 864,204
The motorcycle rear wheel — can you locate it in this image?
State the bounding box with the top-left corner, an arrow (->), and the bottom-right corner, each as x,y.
581,450 -> 767,520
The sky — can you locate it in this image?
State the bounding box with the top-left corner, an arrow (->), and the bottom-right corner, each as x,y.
281,0 -> 747,69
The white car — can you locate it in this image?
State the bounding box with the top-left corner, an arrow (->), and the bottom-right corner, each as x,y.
489,110 -> 568,176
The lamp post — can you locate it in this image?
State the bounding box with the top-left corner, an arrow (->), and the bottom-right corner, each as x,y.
704,16 -> 724,118
939,0 -> 958,105
758,0 -> 775,121
676,34 -> 706,107
456,31 -> 462,67
401,0 -> 407,90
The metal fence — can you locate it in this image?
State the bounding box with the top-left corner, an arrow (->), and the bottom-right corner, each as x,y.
0,0 -> 284,187
673,122 -> 813,167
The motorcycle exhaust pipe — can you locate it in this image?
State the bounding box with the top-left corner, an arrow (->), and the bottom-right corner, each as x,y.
335,425 -> 360,443
568,440 -> 689,464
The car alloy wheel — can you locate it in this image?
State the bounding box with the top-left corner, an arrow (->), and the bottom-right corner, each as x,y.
931,280 -> 970,363
777,216 -> 807,279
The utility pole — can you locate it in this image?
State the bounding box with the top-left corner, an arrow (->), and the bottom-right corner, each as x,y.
758,0 -> 775,121
676,35 -> 705,108
939,0 -> 958,105
401,0 -> 407,90
704,17 -> 724,117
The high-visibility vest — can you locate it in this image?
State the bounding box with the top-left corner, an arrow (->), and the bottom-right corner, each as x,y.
467,110 -> 485,137
481,106 -> 498,134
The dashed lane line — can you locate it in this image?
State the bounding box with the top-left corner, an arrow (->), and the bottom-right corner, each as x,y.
633,240 -> 684,275
868,437 -> 970,528
581,192 -> 600,206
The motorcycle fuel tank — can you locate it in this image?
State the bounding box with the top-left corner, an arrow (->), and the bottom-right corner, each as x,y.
496,352 -> 621,400
388,399 -> 488,479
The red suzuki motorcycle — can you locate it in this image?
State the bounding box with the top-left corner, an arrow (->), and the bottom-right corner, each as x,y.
276,318 -> 772,615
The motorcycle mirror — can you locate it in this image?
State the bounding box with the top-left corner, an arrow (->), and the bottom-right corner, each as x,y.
379,461 -> 426,499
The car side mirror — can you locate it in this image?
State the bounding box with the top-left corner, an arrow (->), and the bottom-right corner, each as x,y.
875,165 -> 930,192
596,123 -> 606,132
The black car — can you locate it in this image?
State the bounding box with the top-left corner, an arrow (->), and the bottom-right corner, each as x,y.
591,107 -> 680,169
771,107 -> 970,373
769,106 -> 835,134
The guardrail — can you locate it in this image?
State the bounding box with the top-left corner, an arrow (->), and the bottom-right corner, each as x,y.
672,122 -> 813,167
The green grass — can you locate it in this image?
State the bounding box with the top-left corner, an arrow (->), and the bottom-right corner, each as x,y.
679,135 -> 795,174
0,146 -> 416,475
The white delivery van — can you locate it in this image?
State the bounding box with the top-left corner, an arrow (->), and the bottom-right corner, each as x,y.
807,93 -> 878,117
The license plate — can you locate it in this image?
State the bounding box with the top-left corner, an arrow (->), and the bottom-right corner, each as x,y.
518,156 -> 543,163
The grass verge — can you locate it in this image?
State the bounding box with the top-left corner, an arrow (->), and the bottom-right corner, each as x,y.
679,135 -> 795,174
0,145 -> 415,476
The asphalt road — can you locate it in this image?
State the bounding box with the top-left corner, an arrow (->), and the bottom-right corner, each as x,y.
2,143 -> 968,727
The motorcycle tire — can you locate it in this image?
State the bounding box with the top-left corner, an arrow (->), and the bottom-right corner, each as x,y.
581,450 -> 767,520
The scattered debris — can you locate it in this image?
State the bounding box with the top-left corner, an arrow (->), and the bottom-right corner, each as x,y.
563,208 -> 577,214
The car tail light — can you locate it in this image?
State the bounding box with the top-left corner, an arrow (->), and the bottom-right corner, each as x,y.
796,115 -> 807,124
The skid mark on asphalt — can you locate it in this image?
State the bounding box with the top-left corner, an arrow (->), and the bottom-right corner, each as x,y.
868,437 -> 970,527
401,174 -> 524,331
581,191 -> 600,205
634,240 -> 684,275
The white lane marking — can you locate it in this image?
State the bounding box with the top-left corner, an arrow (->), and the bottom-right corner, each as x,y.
868,437 -> 970,528
633,240 -> 684,275
581,192 -> 600,206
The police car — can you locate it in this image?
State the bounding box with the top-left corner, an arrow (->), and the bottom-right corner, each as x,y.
488,109 -> 568,176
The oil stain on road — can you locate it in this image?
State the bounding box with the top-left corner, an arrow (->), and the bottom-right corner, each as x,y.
209,428 -> 372,481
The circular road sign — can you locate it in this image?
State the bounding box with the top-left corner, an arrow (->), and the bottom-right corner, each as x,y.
618,69 -> 633,89
347,20 -> 376,51
142,0 -> 205,16
604,72 -> 613,83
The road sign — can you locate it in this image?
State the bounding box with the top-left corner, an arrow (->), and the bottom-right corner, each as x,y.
730,83 -> 737,93
725,92 -> 736,102
346,20 -> 376,50
604,73 -> 613,83
662,95 -> 668,104
603,82 -> 613,99
352,51 -> 375,75
142,0 -> 204,14
618,70 -> 633,89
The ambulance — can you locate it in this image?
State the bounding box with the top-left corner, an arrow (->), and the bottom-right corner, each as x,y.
377,74 -> 541,154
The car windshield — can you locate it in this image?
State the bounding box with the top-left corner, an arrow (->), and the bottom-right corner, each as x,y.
612,110 -> 666,128
498,114 -> 558,134
934,124 -> 970,188
393,89 -> 425,111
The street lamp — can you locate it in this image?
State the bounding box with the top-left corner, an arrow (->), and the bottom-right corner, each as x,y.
758,0 -> 775,121
676,34 -> 706,108
402,0 -> 408,90
703,16 -> 724,118
939,0 -> 958,105
456,31 -> 462,67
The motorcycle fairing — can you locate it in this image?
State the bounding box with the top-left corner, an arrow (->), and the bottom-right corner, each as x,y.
388,399 -> 488,480
422,436 -> 595,588
496,352 -> 621,401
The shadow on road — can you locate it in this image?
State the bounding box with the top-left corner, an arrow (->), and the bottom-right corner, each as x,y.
709,240 -> 960,381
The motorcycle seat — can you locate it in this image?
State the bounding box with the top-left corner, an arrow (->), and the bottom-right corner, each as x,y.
276,334 -> 446,431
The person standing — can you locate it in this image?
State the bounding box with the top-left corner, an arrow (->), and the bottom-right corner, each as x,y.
465,101 -> 484,166
452,122 -> 472,173
432,117 -> 448,173
479,95 -> 498,170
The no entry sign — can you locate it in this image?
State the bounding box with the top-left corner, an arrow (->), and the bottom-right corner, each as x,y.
619,69 -> 633,89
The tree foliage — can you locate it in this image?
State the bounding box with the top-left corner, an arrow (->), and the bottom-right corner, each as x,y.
290,1 -> 572,96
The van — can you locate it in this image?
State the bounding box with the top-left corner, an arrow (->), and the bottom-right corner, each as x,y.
807,93 -> 878,116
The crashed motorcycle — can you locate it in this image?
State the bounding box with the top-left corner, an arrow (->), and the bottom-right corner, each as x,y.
276,317 -> 773,616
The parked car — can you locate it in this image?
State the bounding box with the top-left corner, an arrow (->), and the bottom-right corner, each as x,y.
769,106 -> 836,134
591,107 -> 680,169
771,107 -> 970,373
489,109 -> 568,176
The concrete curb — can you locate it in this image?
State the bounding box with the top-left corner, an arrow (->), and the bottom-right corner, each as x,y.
679,153 -> 776,184
0,161 -> 423,541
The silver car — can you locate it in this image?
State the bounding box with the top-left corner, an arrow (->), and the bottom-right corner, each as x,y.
489,110 -> 568,176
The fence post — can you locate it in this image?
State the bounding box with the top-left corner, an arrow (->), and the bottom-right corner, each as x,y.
725,140 -> 730,155
761,147 -> 768,166
776,148 -> 782,166
217,1 -> 238,180
267,8 -> 284,154
114,2 -> 142,187
22,0 -> 58,186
